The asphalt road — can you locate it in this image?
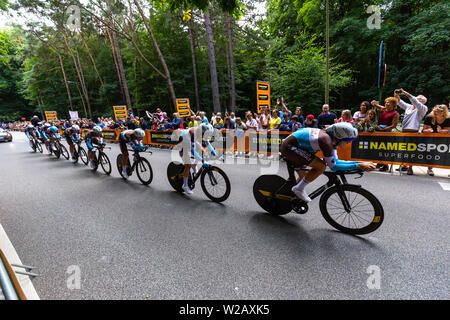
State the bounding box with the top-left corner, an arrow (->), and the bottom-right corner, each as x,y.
0,132 -> 449,300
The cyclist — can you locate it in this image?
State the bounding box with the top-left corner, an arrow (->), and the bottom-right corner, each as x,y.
85,126 -> 105,168
64,124 -> 82,162
41,123 -> 56,153
177,123 -> 216,195
25,124 -> 39,146
118,128 -> 147,178
30,115 -> 41,127
280,123 -> 376,203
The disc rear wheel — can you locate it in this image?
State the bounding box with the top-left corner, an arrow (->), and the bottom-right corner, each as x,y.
253,175 -> 294,215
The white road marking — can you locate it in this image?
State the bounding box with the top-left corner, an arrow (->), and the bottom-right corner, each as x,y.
438,182 -> 450,191
0,223 -> 40,300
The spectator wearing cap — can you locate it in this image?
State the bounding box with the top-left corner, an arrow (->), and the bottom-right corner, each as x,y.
304,115 -> 317,128
317,104 -> 337,129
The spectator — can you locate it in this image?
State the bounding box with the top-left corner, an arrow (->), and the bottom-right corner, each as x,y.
276,97 -> 292,120
279,112 -> 293,131
140,117 -> 149,130
188,116 -> 199,128
246,113 -> 258,130
224,117 -> 236,130
317,104 -> 337,129
394,89 -> 429,175
304,115 -> 317,128
213,115 -> 224,129
294,107 -> 305,125
337,110 -> 354,124
291,115 -> 303,130
356,109 -> 378,132
170,113 -> 179,129
235,117 -> 247,131
269,110 -> 281,130
259,107 -> 270,130
200,112 -> 209,124
422,105 -> 450,176
210,112 -> 216,125
371,97 -> 400,172
353,101 -> 370,124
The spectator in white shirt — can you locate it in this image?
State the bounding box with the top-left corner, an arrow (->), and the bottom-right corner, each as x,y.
353,101 -> 370,124
395,88 -> 429,175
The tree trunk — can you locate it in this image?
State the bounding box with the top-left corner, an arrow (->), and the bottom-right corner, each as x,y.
188,18 -> 200,111
56,52 -> 73,111
63,35 -> 92,118
133,0 -> 177,111
111,26 -> 132,111
203,11 -> 221,113
80,32 -> 104,86
225,12 -> 236,113
105,26 -> 126,102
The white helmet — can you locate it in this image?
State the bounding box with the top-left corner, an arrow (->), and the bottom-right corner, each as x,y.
326,123 -> 358,141
93,125 -> 102,133
134,128 -> 145,139
72,125 -> 80,132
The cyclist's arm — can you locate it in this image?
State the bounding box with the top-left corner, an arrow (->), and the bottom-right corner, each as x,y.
25,131 -> 30,139
205,140 -> 216,156
320,138 -> 359,172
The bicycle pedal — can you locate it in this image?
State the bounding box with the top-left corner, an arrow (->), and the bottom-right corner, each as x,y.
292,200 -> 309,214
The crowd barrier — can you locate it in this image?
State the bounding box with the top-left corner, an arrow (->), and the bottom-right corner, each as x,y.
8,127 -> 450,168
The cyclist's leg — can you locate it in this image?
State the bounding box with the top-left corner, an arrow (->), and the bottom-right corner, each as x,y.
66,136 -> 75,157
181,140 -> 193,194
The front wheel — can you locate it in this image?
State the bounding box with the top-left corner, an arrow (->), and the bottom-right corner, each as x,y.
200,166 -> 231,203
79,146 -> 88,165
116,154 -> 131,180
52,143 -> 60,159
319,185 -> 384,235
99,152 -> 112,175
36,141 -> 43,153
136,157 -> 153,185
60,144 -> 70,160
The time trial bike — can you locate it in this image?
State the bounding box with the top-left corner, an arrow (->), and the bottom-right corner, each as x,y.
253,154 -> 384,235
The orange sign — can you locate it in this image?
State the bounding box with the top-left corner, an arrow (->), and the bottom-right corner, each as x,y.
45,111 -> 57,121
257,81 -> 270,113
113,106 -> 128,121
176,99 -> 191,118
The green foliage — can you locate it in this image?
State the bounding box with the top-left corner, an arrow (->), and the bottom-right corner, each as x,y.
267,35 -> 352,114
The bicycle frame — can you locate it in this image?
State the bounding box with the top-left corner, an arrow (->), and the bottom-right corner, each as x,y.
276,160 -> 363,211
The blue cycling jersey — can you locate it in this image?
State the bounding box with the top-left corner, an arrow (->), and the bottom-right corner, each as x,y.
290,128 -> 359,171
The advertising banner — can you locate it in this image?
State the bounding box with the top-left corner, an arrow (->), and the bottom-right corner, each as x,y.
351,133 -> 450,168
148,130 -> 180,146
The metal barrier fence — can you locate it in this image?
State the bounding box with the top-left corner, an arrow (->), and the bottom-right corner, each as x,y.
0,250 -> 27,300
